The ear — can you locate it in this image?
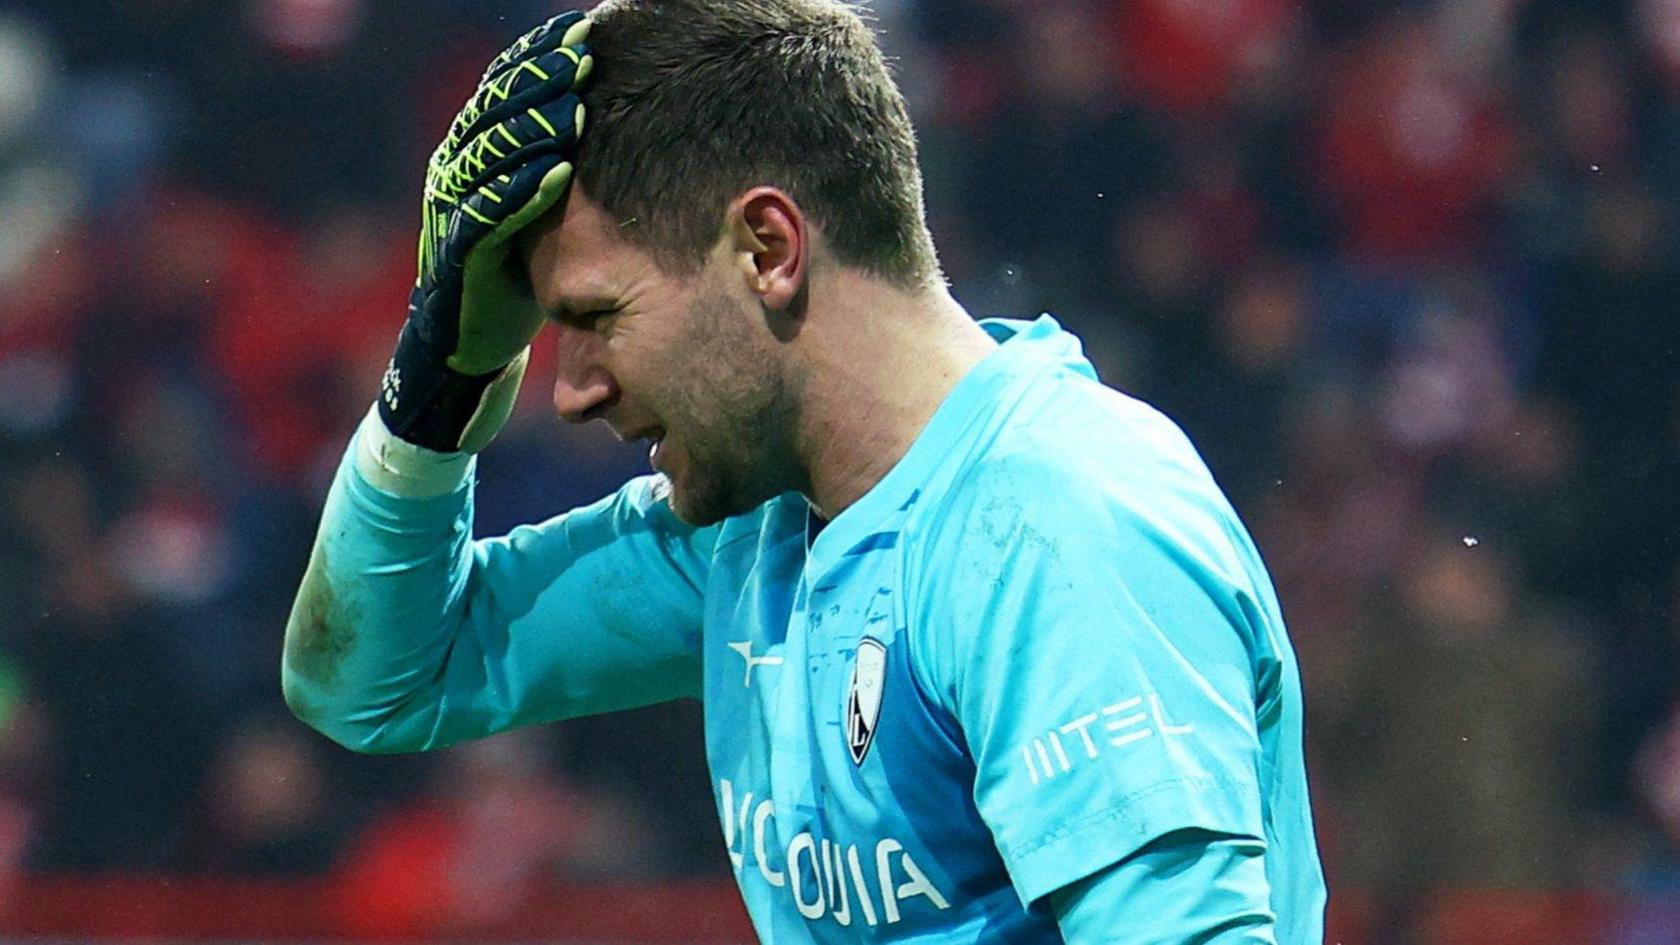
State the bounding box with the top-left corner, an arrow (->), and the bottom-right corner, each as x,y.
726,187 -> 807,312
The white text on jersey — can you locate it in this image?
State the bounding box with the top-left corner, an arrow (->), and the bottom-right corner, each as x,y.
1020,692 -> 1196,786
719,778 -> 952,928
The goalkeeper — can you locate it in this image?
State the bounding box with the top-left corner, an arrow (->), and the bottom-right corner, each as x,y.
284,2 -> 1327,942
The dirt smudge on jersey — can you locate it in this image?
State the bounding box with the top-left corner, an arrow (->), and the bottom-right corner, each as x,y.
284,542 -> 360,688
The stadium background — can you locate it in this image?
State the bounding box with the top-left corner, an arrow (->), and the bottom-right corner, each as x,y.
1,0 -> 1677,941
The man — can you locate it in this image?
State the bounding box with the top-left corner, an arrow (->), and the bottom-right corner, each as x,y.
283,2 -> 1328,941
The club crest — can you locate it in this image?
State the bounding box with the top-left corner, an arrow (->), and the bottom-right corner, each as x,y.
846,638 -> 887,765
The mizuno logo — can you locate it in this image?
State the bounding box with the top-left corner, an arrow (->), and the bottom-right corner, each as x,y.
727,640 -> 784,688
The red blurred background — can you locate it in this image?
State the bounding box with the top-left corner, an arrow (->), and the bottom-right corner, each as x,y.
3,0 -> 1680,941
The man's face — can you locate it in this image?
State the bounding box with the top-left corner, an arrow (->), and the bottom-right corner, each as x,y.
523,190 -> 802,526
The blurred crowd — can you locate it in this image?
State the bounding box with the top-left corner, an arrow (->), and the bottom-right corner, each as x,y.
2,0 -> 1680,940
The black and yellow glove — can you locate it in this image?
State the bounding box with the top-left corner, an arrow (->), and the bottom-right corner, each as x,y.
379,12 -> 593,453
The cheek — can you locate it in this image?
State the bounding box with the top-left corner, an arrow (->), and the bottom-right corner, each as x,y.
652,300 -> 736,388
622,281 -> 766,425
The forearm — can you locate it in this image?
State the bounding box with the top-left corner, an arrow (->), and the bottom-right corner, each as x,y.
282,409 -> 480,753
283,410 -> 714,753
1048,831 -> 1277,944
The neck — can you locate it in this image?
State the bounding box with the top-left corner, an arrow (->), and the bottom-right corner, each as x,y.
791,273 -> 997,520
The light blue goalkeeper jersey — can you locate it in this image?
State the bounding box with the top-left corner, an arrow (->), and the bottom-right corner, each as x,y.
286,314 -> 1326,943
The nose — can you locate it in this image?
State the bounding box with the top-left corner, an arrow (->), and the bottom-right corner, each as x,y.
551,322 -> 619,423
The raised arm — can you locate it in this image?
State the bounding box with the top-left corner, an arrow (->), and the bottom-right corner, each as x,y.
283,12 -> 717,753
283,413 -> 716,753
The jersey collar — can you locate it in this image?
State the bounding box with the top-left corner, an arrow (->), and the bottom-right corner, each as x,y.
801,313 -> 1084,580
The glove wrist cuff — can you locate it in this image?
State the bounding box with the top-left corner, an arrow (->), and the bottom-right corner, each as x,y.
378,322 -> 505,452
355,405 -> 474,499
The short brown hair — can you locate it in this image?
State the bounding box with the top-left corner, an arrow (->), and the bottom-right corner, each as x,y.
578,0 -> 941,289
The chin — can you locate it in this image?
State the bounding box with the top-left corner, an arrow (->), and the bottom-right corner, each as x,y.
661,476 -> 727,527
663,472 -> 767,528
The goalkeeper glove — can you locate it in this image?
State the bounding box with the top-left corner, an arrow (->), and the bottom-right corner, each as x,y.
378,11 -> 593,453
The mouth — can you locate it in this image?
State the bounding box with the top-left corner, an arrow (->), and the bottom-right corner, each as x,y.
613,424 -> 663,445
639,427 -> 668,470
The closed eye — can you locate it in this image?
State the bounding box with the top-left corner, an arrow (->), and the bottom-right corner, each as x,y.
552,306 -> 619,331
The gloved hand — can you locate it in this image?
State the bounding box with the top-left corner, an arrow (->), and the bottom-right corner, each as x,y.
379,12 -> 593,453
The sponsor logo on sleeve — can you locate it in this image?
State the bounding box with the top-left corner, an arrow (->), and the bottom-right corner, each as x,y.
1017,693 -> 1196,787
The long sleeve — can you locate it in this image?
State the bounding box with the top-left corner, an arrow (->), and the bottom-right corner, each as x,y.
282,412 -> 720,753
1047,831 -> 1277,944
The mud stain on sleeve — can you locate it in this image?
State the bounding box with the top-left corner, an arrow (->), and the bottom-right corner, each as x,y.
284,543 -> 361,688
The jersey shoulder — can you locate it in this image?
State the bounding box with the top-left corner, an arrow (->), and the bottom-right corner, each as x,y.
899,376 -> 1279,688
910,375 -> 1243,574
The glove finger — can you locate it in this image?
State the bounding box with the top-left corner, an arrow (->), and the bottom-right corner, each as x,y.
431,94 -> 584,203
423,137 -> 573,283
444,152 -> 569,273
442,44 -> 592,159
452,155 -> 567,257
479,158 -> 574,252
448,159 -> 568,376
437,204 -> 491,286
478,11 -> 590,86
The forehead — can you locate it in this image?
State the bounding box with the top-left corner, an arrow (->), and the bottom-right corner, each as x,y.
521,186 -> 653,306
